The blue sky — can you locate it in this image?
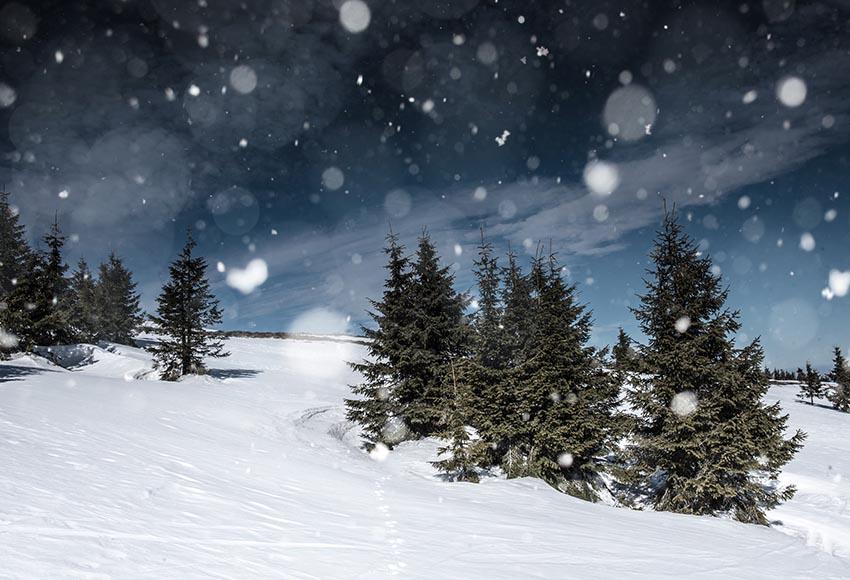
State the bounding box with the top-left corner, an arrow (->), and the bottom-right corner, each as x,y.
2,0 -> 850,369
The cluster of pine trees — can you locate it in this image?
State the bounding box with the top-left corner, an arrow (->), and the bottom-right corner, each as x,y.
793,348 -> 850,412
0,191 -> 226,382
348,210 -> 804,524
0,191 -> 143,352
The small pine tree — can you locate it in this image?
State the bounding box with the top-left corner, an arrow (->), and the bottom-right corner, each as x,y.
148,230 -> 227,380
431,358 -> 483,483
798,362 -> 822,405
629,208 -> 804,524
795,367 -> 805,382
612,327 -> 636,373
828,347 -> 850,412
346,230 -> 414,449
96,253 -> 144,344
69,259 -> 99,342
396,231 -> 468,437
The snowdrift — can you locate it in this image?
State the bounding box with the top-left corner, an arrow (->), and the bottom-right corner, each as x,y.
1,337 -> 849,578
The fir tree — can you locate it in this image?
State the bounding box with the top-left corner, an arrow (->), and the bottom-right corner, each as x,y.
510,252 -> 621,498
0,190 -> 31,298
431,358 -> 484,483
612,327 -> 637,373
827,347 -> 850,412
501,247 -> 534,367
96,253 -> 144,344
69,259 -> 98,342
797,362 -> 822,405
346,230 -> 413,449
27,218 -> 75,346
795,367 -> 805,382
396,231 -> 469,437
629,208 -> 804,524
148,230 -> 227,380
464,231 -> 510,458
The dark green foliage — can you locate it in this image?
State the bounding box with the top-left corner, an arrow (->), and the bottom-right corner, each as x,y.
8,219 -> 76,347
346,231 -> 413,449
612,327 -> 637,373
0,190 -> 31,298
69,259 -> 98,342
395,231 -> 469,436
431,359 -> 485,483
797,362 -> 822,405
148,231 -> 227,380
828,347 -> 850,412
509,253 -> 621,496
95,253 -> 144,344
628,209 -> 804,524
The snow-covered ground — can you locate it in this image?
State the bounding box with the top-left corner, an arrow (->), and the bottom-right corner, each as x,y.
1,337 -> 849,579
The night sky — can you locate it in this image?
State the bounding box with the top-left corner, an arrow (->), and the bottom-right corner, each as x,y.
1,0 -> 849,369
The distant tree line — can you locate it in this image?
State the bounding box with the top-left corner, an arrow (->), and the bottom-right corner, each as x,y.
0,191 -> 225,380
0,191 -> 143,352
347,209 -> 805,525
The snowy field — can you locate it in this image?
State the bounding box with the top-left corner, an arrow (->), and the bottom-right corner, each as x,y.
1,337 -> 849,579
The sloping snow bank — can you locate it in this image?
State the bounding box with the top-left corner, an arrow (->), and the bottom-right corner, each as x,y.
0,338 -> 848,579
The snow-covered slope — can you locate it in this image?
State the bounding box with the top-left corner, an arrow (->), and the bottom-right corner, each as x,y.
1,337 -> 848,579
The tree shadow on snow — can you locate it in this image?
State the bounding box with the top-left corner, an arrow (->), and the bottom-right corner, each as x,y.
0,365 -> 57,383
206,368 -> 262,380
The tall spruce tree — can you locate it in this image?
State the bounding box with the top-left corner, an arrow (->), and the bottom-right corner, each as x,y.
29,218 -> 74,346
397,231 -> 469,437
509,252 -> 621,498
828,347 -> 850,412
629,209 -> 804,524
798,362 -> 822,405
148,231 -> 227,380
96,253 -> 144,344
69,259 -> 98,342
346,231 -> 414,449
464,231 -> 511,456
0,190 -> 31,298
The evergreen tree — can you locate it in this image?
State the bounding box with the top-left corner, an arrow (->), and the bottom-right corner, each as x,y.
629,209 -> 804,524
0,190 -> 31,298
795,367 -> 805,382
395,231 -> 469,437
148,230 -> 227,380
827,347 -> 850,412
464,231 -> 511,458
96,253 -> 144,344
797,362 -> 822,405
431,358 -> 484,483
501,247 -> 534,367
510,253 -> 621,498
346,231 -> 413,449
69,259 -> 98,342
21,218 -> 75,346
612,327 -> 637,373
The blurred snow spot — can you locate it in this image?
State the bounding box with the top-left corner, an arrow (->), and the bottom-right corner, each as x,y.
603,85 -> 656,141
799,232 -> 815,252
339,0 -> 371,33
498,200 -> 517,219
322,167 -> 345,191
776,76 -> 807,107
557,452 -> 574,468
0,329 -> 19,349
593,204 -> 609,222
384,189 -> 411,218
54,50 -> 64,64
477,42 -> 498,65
473,186 -> 487,201
58,189 -> 69,199
738,195 -> 751,210
188,84 -> 201,97
230,65 -> 258,94
0,83 -> 16,108
216,261 -> 226,273
226,258 -> 268,294
370,443 -> 390,462
674,316 -> 691,334
670,391 -> 698,417
742,90 -> 758,104
453,244 -> 463,256
583,160 -> 620,195
822,270 -> 850,300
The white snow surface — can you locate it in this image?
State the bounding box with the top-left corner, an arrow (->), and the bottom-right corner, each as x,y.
1,337 -> 849,579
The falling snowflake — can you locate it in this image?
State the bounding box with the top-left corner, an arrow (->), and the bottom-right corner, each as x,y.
536,46 -> 549,57
495,130 -> 511,147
